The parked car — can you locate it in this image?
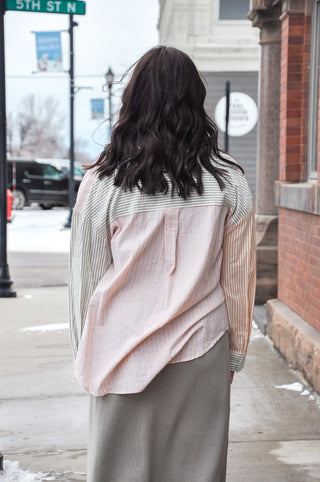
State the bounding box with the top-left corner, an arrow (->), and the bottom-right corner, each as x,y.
7,158 -> 82,210
35,158 -> 85,181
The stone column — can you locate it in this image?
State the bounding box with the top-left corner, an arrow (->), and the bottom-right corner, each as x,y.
248,1 -> 282,304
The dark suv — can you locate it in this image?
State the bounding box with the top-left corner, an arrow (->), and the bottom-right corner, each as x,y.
7,158 -> 82,210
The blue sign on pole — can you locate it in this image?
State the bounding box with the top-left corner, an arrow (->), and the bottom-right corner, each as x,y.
90,98 -> 105,119
35,31 -> 63,72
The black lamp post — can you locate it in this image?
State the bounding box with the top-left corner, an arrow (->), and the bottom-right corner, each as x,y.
0,4 -> 16,298
105,67 -> 114,141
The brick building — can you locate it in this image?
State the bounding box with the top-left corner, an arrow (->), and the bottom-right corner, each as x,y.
249,0 -> 320,393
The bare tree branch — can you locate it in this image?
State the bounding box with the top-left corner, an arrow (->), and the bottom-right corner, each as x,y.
7,94 -> 67,158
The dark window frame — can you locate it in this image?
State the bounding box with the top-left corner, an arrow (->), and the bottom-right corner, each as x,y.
308,0 -> 320,179
218,0 -> 250,22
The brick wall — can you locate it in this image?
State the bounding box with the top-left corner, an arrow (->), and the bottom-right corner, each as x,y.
279,12 -> 311,182
277,6 -> 320,333
278,208 -> 320,332
263,0 -> 320,394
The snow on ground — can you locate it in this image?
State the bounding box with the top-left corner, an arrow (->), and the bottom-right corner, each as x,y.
7,207 -> 70,253
275,382 -> 316,401
0,460 -> 53,481
21,323 -> 69,332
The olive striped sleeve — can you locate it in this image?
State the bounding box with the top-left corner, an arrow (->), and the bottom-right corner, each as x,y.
221,189 -> 256,372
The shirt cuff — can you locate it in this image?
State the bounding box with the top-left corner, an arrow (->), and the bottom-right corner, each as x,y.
229,352 -> 246,372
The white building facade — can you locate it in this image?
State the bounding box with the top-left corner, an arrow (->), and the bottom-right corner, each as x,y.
158,0 -> 260,197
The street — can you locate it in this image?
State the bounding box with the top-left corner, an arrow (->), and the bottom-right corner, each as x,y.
0,208 -> 320,481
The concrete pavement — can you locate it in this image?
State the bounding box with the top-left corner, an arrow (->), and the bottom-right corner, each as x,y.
8,251 -> 69,289
0,264 -> 320,480
0,287 -> 87,481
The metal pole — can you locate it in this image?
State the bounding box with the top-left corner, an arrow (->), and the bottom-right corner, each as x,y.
0,4 -> 16,298
224,80 -> 230,152
108,85 -> 112,142
64,15 -> 77,229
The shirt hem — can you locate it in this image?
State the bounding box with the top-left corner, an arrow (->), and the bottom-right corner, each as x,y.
167,329 -> 228,365
77,329 -> 230,397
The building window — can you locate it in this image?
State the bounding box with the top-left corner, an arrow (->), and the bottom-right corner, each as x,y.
308,0 -> 320,179
219,0 -> 250,21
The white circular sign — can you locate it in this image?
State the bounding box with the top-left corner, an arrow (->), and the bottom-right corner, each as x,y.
214,92 -> 258,137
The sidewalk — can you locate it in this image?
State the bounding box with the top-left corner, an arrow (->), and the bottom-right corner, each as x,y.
1,283 -> 320,481
0,287 -> 87,481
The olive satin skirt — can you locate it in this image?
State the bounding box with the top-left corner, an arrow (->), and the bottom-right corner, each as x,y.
87,330 -> 230,482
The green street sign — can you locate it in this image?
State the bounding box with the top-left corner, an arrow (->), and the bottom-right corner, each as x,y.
6,0 -> 86,15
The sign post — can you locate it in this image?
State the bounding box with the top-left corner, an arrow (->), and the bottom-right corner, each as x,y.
64,14 -> 76,228
224,80 -> 230,152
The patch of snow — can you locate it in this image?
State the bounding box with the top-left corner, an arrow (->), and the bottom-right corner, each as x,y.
0,460 -> 51,481
21,323 -> 68,333
23,295 -> 33,300
301,389 -> 310,396
251,321 -> 263,338
8,208 -> 70,253
275,383 -> 317,402
275,382 -> 303,392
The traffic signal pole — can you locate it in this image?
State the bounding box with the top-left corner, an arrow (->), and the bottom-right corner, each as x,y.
0,3 -> 16,298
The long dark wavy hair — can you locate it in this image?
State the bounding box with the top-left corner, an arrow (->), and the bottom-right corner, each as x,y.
87,46 -> 243,199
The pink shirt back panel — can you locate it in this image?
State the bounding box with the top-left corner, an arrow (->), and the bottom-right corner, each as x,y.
74,205 -> 229,395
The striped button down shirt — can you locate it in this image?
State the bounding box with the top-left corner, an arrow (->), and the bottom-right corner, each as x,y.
68,159 -> 256,396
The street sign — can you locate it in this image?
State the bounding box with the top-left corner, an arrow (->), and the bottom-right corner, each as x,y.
6,0 -> 86,15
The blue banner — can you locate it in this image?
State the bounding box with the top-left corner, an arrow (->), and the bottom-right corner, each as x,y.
91,98 -> 105,119
35,31 -> 63,72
